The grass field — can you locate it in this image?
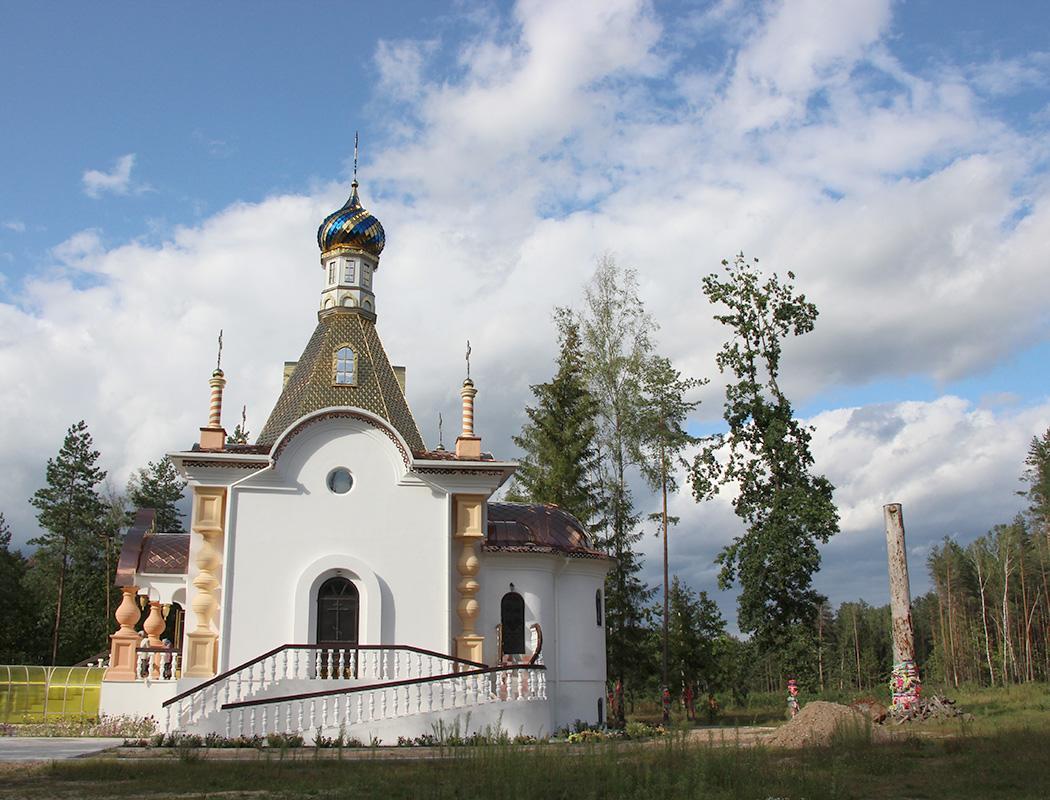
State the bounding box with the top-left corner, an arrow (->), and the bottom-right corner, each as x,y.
1,684 -> 1047,799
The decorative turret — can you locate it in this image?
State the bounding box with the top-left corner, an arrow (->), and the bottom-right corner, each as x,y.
456,341 -> 482,459
316,135 -> 385,318
199,331 -> 227,450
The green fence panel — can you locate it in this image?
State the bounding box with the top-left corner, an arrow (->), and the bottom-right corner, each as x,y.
0,665 -> 106,723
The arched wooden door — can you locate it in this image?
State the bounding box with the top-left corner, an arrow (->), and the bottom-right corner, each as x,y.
316,577 -> 359,678
501,591 -> 526,656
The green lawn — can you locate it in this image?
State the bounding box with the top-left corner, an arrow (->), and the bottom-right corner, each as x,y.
2,684 -> 1047,799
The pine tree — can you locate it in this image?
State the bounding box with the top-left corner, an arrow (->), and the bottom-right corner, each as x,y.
29,421 -> 107,664
1022,427 -> 1050,543
509,311 -> 602,526
690,254 -> 839,653
127,458 -> 187,532
0,513 -> 31,662
638,356 -> 704,713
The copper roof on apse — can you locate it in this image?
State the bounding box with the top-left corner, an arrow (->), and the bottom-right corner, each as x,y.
115,509 -> 190,585
138,534 -> 190,574
485,502 -> 611,559
256,310 -> 425,451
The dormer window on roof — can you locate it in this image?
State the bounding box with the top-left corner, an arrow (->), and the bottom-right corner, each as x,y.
334,346 -> 356,385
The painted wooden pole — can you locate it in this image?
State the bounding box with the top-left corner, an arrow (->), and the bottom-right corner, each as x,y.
884,503 -> 921,708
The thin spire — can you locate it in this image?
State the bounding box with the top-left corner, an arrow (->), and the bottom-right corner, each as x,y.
437,413 -> 445,451
216,329 -> 224,372
465,339 -> 472,381
353,131 -> 359,185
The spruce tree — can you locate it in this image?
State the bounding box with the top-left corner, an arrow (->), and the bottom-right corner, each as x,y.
665,576 -> 725,697
29,421 -> 107,664
127,458 -> 187,532
509,311 -> 602,526
690,254 -> 839,653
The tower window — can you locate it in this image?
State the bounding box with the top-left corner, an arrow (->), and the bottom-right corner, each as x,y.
361,264 -> 372,289
343,259 -> 356,283
333,346 -> 356,385
328,261 -> 337,284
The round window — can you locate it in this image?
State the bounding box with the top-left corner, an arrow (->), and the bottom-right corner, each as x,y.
326,468 -> 354,494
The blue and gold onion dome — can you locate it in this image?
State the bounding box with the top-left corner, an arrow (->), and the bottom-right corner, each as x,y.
317,181 -> 386,258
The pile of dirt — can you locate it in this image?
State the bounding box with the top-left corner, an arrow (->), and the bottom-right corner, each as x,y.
764,701 -> 888,749
886,695 -> 973,724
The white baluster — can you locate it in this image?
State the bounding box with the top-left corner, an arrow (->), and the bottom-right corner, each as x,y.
262,706 -> 269,734
314,649 -> 322,679
270,655 -> 277,686
224,679 -> 231,708
225,710 -> 232,738
369,692 -> 375,721
164,705 -> 171,734
393,685 -> 399,716
356,695 -> 363,724
380,690 -> 387,719
250,708 -> 257,736
349,650 -> 356,679
372,651 -> 378,680
281,649 -> 288,680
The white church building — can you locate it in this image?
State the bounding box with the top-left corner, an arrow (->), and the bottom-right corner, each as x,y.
100,174 -> 612,742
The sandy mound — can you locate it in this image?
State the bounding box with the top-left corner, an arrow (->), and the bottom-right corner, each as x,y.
764,701 -> 888,749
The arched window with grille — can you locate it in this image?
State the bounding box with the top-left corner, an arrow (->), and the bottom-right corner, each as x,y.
333,346 -> 356,385
501,592 -> 526,655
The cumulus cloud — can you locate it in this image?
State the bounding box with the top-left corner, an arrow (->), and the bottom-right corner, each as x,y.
82,154 -> 139,198
2,0 -> 1049,630
660,395 -> 1049,623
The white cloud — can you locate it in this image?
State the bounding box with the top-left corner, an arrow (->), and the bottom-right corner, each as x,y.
2,220 -> 25,233
82,154 -> 139,198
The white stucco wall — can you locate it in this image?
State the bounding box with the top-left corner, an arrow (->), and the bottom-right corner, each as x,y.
218,416 -> 452,670
479,552 -> 609,731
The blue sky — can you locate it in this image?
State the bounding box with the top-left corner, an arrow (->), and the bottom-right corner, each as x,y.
2,0 -> 1049,622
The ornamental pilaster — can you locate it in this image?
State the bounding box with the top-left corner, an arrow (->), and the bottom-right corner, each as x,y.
185,486 -> 226,677
453,494 -> 486,665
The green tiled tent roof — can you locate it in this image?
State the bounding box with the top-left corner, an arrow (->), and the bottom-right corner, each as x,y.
257,310 -> 425,451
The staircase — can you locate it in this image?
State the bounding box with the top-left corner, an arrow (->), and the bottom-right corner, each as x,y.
162,645 -> 548,743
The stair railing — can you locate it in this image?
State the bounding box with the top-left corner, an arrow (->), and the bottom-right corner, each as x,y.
162,644 -> 486,732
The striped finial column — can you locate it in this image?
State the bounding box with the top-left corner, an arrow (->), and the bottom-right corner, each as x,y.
460,378 -> 476,437
455,377 -> 481,458
208,369 -> 226,429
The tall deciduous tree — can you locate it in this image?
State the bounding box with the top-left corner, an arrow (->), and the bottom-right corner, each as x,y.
29,421 -> 107,664
508,311 -> 603,527
690,254 -> 839,651
578,255 -> 657,715
127,458 -> 187,532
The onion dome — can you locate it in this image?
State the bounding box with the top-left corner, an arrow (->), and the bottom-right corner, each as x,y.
317,181 -> 386,258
